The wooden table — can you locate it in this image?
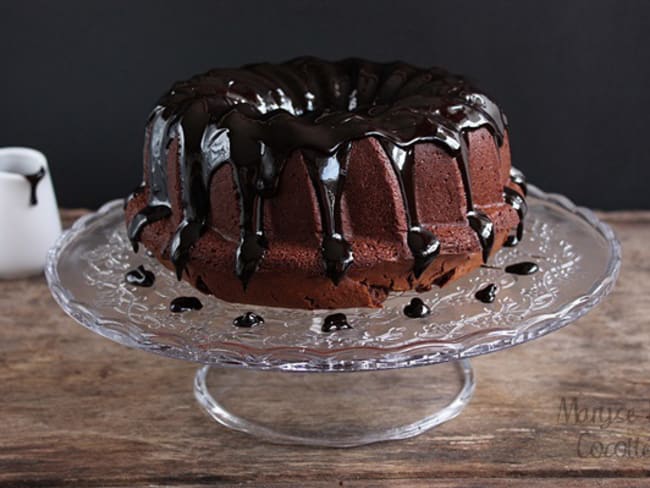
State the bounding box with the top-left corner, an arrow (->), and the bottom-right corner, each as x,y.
1,210 -> 648,487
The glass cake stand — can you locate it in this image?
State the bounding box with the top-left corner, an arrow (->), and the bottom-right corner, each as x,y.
45,185 -> 621,447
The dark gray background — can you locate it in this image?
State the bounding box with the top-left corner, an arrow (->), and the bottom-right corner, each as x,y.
1,0 -> 648,209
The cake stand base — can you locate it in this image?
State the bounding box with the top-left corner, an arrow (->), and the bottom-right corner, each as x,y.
194,359 -> 474,447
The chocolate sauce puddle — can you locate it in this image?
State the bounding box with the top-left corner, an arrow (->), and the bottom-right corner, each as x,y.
170,296 -> 203,313
233,312 -> 265,328
404,297 -> 431,318
322,313 -> 352,332
125,265 -> 155,287
475,283 -> 497,303
505,261 -> 538,275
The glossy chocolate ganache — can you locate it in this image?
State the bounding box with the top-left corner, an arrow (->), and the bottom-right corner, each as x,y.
125,57 -> 527,309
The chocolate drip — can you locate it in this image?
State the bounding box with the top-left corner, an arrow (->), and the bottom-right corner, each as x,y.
126,58 -> 514,289
503,186 -> 528,247
322,313 -> 352,332
304,144 -> 354,284
200,122 -> 269,288
170,296 -> 203,313
505,261 -> 538,275
23,166 -> 45,206
510,167 -> 528,195
404,297 -> 431,318
475,283 -> 497,303
233,312 -> 265,328
233,173 -> 268,289
456,136 -> 495,263
168,123 -> 207,279
195,277 -> 211,294
503,167 -> 528,247
381,141 -> 440,278
127,205 -> 171,253
127,107 -> 175,251
125,265 -> 155,287
467,212 -> 495,263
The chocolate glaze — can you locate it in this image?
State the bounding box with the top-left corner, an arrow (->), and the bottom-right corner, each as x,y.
322,313 -> 352,332
381,141 -> 440,278
233,312 -> 265,328
304,145 -> 354,284
475,283 -> 497,303
170,296 -> 203,313
127,58 -> 513,288
23,166 -> 46,206
510,167 -> 528,195
195,277 -> 211,294
127,107 -> 174,253
504,168 -> 528,247
125,265 -> 155,287
505,261 -> 538,275
404,297 -> 431,318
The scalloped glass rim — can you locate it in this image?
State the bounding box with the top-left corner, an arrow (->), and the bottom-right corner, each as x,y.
46,185 -> 621,372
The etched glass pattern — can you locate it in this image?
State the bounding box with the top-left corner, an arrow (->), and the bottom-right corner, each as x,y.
46,185 -> 621,372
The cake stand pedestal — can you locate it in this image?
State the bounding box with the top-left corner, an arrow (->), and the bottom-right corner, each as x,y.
45,185 -> 620,447
194,360 -> 473,447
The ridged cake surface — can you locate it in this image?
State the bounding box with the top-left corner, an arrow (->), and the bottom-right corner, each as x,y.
125,57 -> 527,309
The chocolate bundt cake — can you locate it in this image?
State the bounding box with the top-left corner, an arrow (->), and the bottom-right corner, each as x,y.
125,57 -> 527,309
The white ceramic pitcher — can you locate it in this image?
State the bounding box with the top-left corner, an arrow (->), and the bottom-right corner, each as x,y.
0,147 -> 62,278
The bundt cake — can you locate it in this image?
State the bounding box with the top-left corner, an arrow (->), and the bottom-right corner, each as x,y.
124,57 -> 527,309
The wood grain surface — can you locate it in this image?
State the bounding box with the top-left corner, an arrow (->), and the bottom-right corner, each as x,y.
1,210 -> 648,487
